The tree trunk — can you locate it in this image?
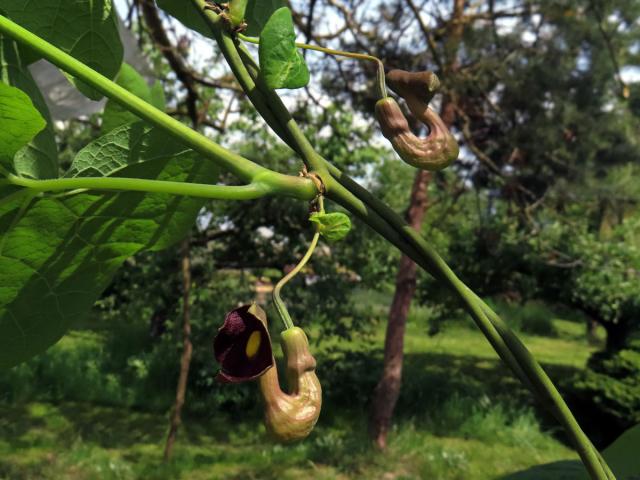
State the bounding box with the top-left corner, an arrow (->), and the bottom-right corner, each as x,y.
163,239 -> 193,461
369,170 -> 431,450
368,0 -> 465,449
585,318 -> 599,346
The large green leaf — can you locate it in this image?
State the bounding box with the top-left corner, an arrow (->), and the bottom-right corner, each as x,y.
0,123 -> 218,369
0,36 -> 58,179
150,80 -> 166,112
0,81 -> 45,173
0,0 -> 124,100
258,7 -> 309,90
501,424 -> 640,479
601,423 -> 640,479
245,0 -> 286,37
102,63 -> 165,134
67,123 -> 184,178
156,0 -> 211,38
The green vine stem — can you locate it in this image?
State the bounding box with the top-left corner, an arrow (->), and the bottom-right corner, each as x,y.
272,229 -> 321,330
0,8 -> 612,480
237,33 -> 387,99
5,173 -> 272,201
0,14 -> 317,202
193,0 -> 330,178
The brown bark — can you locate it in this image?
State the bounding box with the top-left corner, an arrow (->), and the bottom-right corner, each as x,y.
163,239 -> 193,461
369,0 -> 465,450
586,318 -> 599,346
369,169 -> 431,450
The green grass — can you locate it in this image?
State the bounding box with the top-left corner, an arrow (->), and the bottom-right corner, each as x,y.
0,400 -> 577,480
0,296 -> 603,480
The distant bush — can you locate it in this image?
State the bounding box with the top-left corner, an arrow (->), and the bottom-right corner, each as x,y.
486,299 -> 558,337
565,339 -> 640,447
0,332 -> 137,407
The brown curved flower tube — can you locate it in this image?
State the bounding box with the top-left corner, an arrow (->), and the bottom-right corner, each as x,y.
249,304 -> 322,443
376,69 -> 459,171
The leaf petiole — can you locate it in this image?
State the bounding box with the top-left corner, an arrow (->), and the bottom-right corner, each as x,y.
238,33 -> 387,98
6,174 -> 272,201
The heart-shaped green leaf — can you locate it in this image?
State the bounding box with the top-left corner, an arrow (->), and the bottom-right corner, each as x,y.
245,0 -> 286,37
258,7 -> 309,90
0,37 -> 58,179
0,81 -> 45,174
0,123 -> 218,369
0,0 -> 124,100
309,211 -> 352,242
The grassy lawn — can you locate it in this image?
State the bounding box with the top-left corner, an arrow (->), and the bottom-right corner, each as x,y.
0,399 -> 579,480
0,299 -> 601,479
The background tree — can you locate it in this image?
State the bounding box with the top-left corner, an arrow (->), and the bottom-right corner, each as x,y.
289,0 -> 640,447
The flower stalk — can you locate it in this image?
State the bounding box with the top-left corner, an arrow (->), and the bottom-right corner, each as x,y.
272,217 -> 321,329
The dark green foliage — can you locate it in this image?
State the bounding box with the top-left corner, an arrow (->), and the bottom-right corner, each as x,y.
492,301 -> 558,337
565,340 -> 640,446
415,173 -> 640,349
94,248 -> 260,415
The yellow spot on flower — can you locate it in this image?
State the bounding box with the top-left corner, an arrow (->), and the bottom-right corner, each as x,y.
245,331 -> 261,358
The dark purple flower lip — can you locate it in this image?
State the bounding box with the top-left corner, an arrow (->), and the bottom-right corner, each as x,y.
213,304 -> 274,383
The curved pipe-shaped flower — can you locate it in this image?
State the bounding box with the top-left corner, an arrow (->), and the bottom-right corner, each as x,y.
376,69 -> 459,171
213,304 -> 322,443
251,305 -> 322,443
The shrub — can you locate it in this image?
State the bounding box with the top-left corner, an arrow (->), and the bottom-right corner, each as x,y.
564,339 -> 640,447
488,299 -> 558,337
